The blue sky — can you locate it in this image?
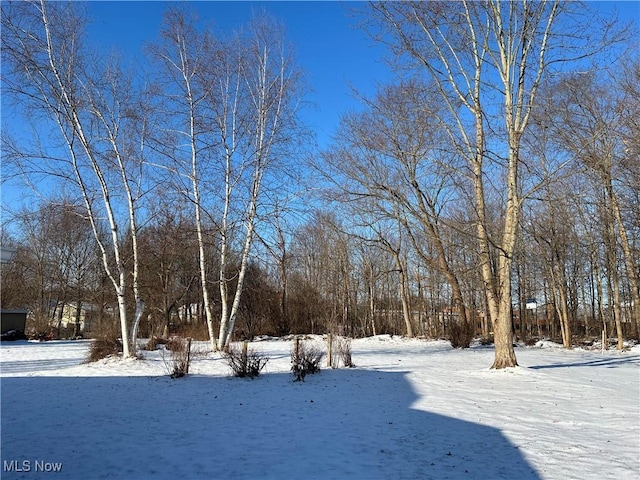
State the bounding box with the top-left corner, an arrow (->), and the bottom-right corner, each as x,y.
86,1 -> 393,150
2,1 -> 638,220
83,0 -> 639,149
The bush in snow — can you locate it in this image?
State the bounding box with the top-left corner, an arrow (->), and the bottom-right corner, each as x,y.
448,320 -> 474,349
161,336 -> 192,378
291,338 -> 323,382
86,336 -> 122,362
334,336 -> 354,368
223,341 -> 269,378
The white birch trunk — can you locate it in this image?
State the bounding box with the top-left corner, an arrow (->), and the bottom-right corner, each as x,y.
217,23 -> 289,349
37,0 -> 134,356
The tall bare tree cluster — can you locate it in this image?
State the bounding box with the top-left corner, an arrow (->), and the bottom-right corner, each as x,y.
2,1 -> 302,354
2,1 -> 637,367
147,8 -> 302,350
357,0 -> 637,367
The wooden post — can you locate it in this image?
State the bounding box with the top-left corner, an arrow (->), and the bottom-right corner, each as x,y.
327,333 -> 332,368
242,340 -> 248,369
186,338 -> 192,375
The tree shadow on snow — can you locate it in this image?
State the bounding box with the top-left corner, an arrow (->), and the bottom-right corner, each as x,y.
529,354 -> 640,370
1,369 -> 540,480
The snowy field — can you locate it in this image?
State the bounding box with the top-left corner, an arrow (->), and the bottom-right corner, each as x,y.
1,336 -> 638,480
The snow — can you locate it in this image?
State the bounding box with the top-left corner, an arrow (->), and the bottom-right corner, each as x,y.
1,336 -> 638,479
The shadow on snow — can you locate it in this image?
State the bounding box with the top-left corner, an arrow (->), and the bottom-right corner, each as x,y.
1,369 -> 539,480
528,354 -> 640,370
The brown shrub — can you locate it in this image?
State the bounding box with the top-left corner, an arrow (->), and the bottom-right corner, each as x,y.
161,337 -> 192,378
291,338 -> 323,381
166,336 -> 188,351
86,336 -> 122,362
449,321 -> 474,349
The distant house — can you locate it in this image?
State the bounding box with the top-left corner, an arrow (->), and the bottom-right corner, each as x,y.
55,302 -> 99,333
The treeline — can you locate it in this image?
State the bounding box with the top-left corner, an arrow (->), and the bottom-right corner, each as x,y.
1,2 -> 638,367
3,186 -> 639,347
1,205 -> 470,340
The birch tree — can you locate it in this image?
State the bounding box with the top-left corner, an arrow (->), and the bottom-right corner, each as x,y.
150,9 -> 219,350
216,16 -> 301,349
151,10 -> 301,350
2,0 -> 147,356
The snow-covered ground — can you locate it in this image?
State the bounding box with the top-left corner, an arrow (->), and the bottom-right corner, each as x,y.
1,336 -> 638,479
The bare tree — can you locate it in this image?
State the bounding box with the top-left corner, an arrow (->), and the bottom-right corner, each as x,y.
137,198 -> 200,338
2,0 -> 148,356
544,68 -> 640,343
151,10 -> 302,350
149,9 -> 220,350
215,16 -> 302,349
368,0 -> 597,367
321,79 -> 470,339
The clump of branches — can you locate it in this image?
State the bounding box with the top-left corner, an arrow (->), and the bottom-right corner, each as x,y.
161,337 -> 192,378
223,342 -> 269,378
86,336 -> 122,362
291,338 -> 324,382
449,321 -> 475,349
333,336 -> 354,368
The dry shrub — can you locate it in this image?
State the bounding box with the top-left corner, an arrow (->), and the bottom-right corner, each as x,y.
334,336 -> 354,368
26,313 -> 53,339
161,337 -> 192,378
223,342 -> 269,378
165,336 -> 188,352
291,338 -> 324,382
449,321 -> 475,349
87,336 -> 122,362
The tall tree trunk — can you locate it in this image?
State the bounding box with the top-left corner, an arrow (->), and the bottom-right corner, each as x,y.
394,254 -> 414,338
608,183 -> 640,338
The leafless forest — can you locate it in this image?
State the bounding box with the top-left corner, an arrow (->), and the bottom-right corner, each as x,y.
1,1 -> 638,367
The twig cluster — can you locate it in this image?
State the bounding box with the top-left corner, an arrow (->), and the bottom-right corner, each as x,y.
291,338 -> 324,382
161,337 -> 192,378
334,336 -> 354,368
449,321 -> 474,349
223,342 -> 269,378
86,336 -> 122,363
